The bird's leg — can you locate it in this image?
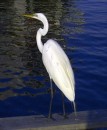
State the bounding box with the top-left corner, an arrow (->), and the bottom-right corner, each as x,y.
48,77 -> 53,118
72,101 -> 77,120
61,92 -> 66,118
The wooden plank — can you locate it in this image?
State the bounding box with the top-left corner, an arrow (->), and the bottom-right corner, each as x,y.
0,109 -> 107,130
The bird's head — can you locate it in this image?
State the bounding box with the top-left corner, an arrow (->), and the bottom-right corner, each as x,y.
23,13 -> 49,36
23,13 -> 47,23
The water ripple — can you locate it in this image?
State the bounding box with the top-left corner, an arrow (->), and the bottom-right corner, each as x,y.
0,0 -> 107,117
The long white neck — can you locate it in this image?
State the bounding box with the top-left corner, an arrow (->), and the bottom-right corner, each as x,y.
36,16 -> 49,53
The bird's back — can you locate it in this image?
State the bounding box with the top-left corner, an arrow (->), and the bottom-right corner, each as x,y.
42,39 -> 75,101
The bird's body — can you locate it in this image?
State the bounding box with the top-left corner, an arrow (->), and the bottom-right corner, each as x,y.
24,13 -> 76,117
42,39 -> 75,101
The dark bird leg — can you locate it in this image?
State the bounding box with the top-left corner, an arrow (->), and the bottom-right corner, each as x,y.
48,77 -> 53,118
72,101 -> 77,120
61,92 -> 67,118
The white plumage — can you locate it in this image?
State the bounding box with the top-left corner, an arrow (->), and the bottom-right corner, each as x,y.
24,13 -> 76,117
43,39 -> 75,101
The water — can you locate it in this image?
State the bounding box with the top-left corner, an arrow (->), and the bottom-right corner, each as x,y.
0,0 -> 107,120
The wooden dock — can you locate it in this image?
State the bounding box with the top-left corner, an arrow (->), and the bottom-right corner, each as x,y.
0,109 -> 107,130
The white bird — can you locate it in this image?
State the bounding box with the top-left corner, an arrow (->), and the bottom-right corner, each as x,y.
24,13 -> 76,118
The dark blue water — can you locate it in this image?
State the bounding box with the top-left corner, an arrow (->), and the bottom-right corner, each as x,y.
0,0 -> 107,120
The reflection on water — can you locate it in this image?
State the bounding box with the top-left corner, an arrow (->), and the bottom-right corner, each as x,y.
0,0 -> 107,117
0,0 -> 84,101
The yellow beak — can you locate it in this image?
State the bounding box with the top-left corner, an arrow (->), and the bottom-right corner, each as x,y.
23,14 -> 34,18
23,14 -> 38,19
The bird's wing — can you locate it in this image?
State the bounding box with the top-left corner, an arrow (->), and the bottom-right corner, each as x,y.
43,40 -> 75,101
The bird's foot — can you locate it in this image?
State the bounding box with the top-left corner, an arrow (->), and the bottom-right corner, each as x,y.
48,114 -> 52,119
63,114 -> 68,119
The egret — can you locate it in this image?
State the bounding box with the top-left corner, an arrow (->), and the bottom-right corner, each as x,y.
24,13 -> 76,118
